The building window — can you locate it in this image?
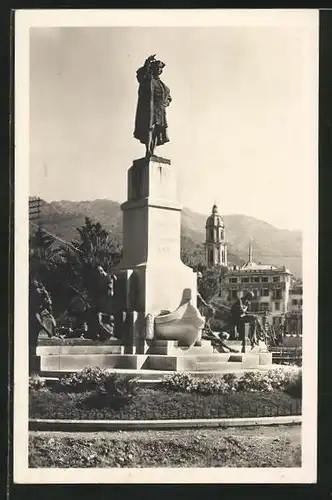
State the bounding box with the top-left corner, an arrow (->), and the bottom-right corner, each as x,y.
273,276 -> 280,283
300,299 -> 303,306
209,249 -> 213,264
241,278 -> 249,283
259,302 -> 270,312
273,289 -> 282,300
229,278 -> 237,283
251,277 -> 259,283
275,302 -> 280,311
228,290 -> 238,301
262,289 -> 269,297
292,299 -> 298,305
261,277 -> 269,283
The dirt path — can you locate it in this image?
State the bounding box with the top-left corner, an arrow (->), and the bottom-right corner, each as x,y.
29,424 -> 301,468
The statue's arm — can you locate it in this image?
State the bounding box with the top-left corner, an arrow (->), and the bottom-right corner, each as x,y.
136,55 -> 156,83
164,89 -> 172,107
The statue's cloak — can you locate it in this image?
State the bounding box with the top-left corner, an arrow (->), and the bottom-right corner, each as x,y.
134,65 -> 172,147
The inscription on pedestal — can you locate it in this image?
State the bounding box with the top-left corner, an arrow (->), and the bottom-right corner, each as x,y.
150,208 -> 180,258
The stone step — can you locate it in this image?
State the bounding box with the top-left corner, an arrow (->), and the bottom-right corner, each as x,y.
146,353 -> 233,371
35,350 -> 268,373
170,346 -> 214,356
146,353 -> 261,371
195,354 -> 260,371
194,361 -> 244,372
36,345 -> 125,356
148,345 -> 214,356
36,354 -> 148,371
146,339 -> 212,355
37,336 -> 122,346
183,353 -> 232,362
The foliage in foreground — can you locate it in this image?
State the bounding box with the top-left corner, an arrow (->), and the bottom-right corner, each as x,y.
54,366 -> 140,398
29,366 -> 301,421
29,374 -> 46,390
29,386 -> 301,421
31,365 -> 302,398
162,367 -> 302,397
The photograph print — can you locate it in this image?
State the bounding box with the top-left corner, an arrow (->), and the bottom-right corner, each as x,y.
14,9 -> 318,484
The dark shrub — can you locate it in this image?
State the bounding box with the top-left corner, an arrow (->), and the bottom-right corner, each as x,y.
56,366 -> 105,392
96,373 -> 140,398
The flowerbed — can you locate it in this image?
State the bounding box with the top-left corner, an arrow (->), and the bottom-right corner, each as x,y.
29,366 -> 302,421
30,387 -> 301,421
162,368 -> 302,397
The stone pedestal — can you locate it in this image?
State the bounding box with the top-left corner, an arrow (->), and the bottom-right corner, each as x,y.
118,155 -> 198,331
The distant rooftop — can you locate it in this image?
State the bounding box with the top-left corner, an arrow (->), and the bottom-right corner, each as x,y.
241,261 -> 278,271
230,241 -> 292,274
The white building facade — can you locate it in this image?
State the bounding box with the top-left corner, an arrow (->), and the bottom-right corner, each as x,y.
287,285 -> 303,313
221,244 -> 292,325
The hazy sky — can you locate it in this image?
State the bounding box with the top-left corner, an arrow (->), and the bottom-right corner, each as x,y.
29,25 -> 317,231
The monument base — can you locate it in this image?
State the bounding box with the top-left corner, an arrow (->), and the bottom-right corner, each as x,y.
114,155 -> 201,352
35,340 -> 273,374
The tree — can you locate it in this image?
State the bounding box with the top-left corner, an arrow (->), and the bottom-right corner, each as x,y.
58,217 -> 123,310
180,236 -> 205,271
29,226 -> 71,317
30,226 -> 54,258
29,226 -> 57,282
28,217 -> 124,319
198,265 -> 228,303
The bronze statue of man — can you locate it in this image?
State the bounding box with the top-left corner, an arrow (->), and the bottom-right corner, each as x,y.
134,54 -> 172,157
29,279 -> 56,373
86,265 -> 117,341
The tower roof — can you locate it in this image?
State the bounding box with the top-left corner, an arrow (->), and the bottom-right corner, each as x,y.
206,204 -> 224,228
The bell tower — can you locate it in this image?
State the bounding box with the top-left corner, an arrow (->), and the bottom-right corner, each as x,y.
204,204 -> 228,268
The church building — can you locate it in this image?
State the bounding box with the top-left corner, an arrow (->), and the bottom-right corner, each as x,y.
204,204 -> 228,268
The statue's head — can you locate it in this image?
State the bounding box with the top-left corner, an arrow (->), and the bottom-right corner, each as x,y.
97,265 -> 105,275
151,59 -> 165,76
244,291 -> 255,302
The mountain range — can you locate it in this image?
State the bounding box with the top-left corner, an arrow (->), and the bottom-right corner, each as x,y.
32,198 -> 302,277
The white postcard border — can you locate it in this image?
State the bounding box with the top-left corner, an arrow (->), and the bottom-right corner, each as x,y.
14,8 -> 319,484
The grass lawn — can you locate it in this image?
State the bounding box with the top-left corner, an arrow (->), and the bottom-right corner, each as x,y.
29,387 -> 301,420
29,425 -> 301,468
